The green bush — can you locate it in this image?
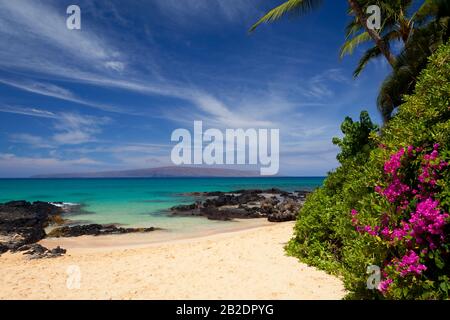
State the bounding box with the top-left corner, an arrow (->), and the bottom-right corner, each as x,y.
286,41 -> 450,299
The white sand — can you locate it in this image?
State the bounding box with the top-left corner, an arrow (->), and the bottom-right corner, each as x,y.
0,222 -> 345,300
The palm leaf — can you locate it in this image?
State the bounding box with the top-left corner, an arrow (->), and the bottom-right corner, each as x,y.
378,17 -> 449,121
413,0 -> 439,24
340,32 -> 371,58
353,46 -> 382,78
377,66 -> 415,121
249,0 -> 323,32
345,20 -> 364,38
383,29 -> 403,42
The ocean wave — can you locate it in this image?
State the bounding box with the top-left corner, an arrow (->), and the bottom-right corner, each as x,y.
49,202 -> 81,212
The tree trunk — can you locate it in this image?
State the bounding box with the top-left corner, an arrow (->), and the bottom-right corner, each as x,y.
347,0 -> 396,67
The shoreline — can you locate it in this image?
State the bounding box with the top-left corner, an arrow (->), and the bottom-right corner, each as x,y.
0,221 -> 346,300
40,218 -> 274,252
0,186 -> 311,257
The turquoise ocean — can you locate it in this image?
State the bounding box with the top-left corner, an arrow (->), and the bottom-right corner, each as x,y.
0,177 -> 324,233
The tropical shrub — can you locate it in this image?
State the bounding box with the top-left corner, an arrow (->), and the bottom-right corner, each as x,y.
352,144 -> 450,299
286,41 -> 450,299
332,111 -> 378,164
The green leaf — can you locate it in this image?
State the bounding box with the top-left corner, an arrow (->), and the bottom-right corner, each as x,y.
440,282 -> 448,294
435,254 -> 445,269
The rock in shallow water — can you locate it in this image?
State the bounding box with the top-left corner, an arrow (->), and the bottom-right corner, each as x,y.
47,224 -> 158,238
170,189 -> 309,222
0,201 -> 63,252
267,211 -> 298,222
0,200 -> 159,253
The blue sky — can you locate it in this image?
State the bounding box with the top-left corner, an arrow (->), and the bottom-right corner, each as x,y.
0,0 -> 392,177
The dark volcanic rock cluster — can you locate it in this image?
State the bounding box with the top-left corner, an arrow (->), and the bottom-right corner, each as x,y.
171,188 -> 310,222
0,201 -> 158,258
16,243 -> 67,259
47,224 -> 158,238
0,201 -> 63,254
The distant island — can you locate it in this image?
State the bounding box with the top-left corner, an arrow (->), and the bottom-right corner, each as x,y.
31,166 -> 261,178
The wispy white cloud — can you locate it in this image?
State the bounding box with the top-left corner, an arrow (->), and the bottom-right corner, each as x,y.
104,61 -> 126,72
0,77 -> 132,114
52,113 -> 109,145
0,153 -> 103,177
47,75 -> 279,128
0,105 -> 57,118
9,133 -> 54,149
0,79 -> 74,99
67,143 -> 171,155
0,0 -> 124,74
0,105 -> 110,146
0,153 -> 101,166
304,68 -> 350,99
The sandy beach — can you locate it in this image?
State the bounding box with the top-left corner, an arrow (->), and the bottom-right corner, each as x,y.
0,222 -> 345,300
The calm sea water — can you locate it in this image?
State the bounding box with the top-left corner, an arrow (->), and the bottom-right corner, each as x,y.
0,177 -> 323,232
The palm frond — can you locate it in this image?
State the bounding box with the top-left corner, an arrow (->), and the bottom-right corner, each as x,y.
382,29 -> 402,43
345,20 -> 364,38
377,66 -> 415,121
353,46 -> 382,78
340,32 -> 371,58
413,0 -> 439,24
377,17 -> 449,121
249,0 -> 323,32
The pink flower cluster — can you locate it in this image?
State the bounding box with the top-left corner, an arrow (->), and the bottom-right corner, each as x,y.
410,198 -> 449,249
378,278 -> 393,294
393,250 -> 427,277
377,251 -> 427,293
379,178 -> 410,203
377,148 -> 411,203
351,144 -> 449,296
417,144 -> 448,194
383,148 -> 405,175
